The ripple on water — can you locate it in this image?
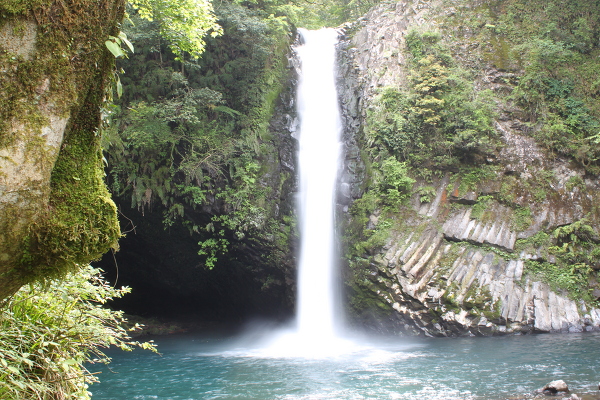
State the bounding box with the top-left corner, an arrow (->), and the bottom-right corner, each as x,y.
89,332 -> 600,400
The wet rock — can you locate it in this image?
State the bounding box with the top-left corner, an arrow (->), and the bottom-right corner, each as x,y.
534,380 -> 569,395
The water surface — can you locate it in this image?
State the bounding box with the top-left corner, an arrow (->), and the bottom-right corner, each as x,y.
90,331 -> 600,400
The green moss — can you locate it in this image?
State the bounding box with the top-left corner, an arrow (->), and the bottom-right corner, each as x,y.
511,206 -> 533,231
0,0 -> 46,17
0,0 -> 125,297
1,0 -> 127,144
346,258 -> 395,317
482,298 -> 502,321
566,175 -> 585,192
441,279 -> 502,321
0,53 -> 60,148
457,166 -> 498,195
439,282 -> 462,314
483,34 -> 511,70
21,74 -> 120,281
435,244 -> 464,274
470,195 -> 494,220
463,281 -> 501,318
516,231 -> 551,251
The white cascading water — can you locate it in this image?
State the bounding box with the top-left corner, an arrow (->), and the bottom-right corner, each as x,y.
295,28 -> 343,340
235,28 -> 362,358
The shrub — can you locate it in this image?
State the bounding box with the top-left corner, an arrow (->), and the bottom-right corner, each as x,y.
366,30 -> 498,170
376,156 -> 415,209
0,266 -> 156,399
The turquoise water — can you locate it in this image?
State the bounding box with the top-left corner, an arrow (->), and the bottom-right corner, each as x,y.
89,330 -> 600,400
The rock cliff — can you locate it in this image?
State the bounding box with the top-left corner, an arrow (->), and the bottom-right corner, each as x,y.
93,33 -> 300,320
337,0 -> 600,336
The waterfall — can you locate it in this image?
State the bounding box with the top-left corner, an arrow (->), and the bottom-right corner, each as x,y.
243,28 -> 355,358
295,28 -> 342,339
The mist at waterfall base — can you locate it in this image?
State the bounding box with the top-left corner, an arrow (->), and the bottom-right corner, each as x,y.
89,29 -> 600,399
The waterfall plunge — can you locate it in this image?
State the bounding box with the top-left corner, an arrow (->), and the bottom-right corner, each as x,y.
238,29 -> 364,358
296,28 -> 343,340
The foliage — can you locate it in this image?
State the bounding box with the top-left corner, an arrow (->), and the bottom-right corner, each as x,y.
442,0 -> 600,173
417,185 -> 436,203
198,234 -> 230,269
470,195 -> 494,220
549,219 -> 600,270
512,206 -> 533,232
341,156 -> 413,265
366,29 -> 498,170
565,175 -> 585,192
375,157 -> 415,209
0,266 -> 156,399
517,219 -> 600,304
105,31 -> 134,59
457,166 -> 498,194
231,0 -> 382,29
524,260 -> 595,304
515,67 -> 600,169
104,3 -> 294,268
128,0 -> 222,59
345,0 -> 600,321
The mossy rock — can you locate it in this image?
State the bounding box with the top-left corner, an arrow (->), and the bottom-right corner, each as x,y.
0,0 -> 124,299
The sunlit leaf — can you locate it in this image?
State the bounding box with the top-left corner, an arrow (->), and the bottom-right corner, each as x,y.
116,75 -> 123,98
105,40 -> 125,58
119,31 -> 135,53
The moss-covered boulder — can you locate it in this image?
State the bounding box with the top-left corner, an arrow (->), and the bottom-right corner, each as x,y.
0,0 -> 124,299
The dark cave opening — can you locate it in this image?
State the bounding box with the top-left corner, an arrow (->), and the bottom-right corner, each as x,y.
93,204 -> 295,328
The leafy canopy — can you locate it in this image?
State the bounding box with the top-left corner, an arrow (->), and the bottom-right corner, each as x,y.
128,0 -> 222,59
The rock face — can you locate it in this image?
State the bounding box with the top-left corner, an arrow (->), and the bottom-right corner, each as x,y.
94,51 -> 299,320
337,0 -> 600,336
0,1 -> 124,298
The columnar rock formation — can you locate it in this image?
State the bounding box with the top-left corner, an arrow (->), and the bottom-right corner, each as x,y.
337,0 -> 600,336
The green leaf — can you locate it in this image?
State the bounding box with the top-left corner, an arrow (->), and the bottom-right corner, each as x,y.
213,105 -> 242,117
105,40 -> 125,58
119,31 -> 134,53
7,366 -> 20,375
116,75 -> 123,98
